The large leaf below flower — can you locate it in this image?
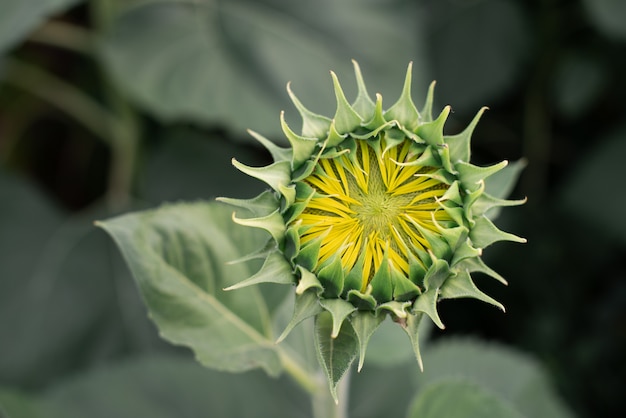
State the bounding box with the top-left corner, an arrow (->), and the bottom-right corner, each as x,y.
98,0 -> 427,137
415,338 -> 573,418
0,0 -> 84,54
0,355 -> 310,418
97,202 -> 282,375
407,379 -> 524,418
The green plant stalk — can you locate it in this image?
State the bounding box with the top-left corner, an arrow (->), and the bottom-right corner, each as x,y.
311,369 -> 350,418
28,20 -> 92,54
1,58 -> 137,206
278,349 -> 349,418
278,349 -> 319,395
1,58 -> 120,148
91,0 -> 141,208
4,10 -> 140,208
522,0 -> 559,204
103,86 -> 140,208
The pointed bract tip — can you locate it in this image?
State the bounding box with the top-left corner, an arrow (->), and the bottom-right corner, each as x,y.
275,331 -> 288,344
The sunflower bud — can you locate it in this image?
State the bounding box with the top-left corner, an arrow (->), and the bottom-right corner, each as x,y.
219,61 -> 525,394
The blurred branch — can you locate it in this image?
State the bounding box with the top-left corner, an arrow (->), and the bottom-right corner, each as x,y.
4,14 -> 140,209
28,20 -> 92,54
522,0 -> 560,205
91,0 -> 142,209
102,82 -> 140,209
1,58 -> 121,148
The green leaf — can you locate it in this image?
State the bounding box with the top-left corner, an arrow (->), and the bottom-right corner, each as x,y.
350,311 -> 384,371
469,216 -> 526,249
439,270 -> 505,312
478,158 -> 526,219
368,252 -> 392,302
98,201 -> 282,376
408,379 -> 524,418
317,256 -> 345,298
362,317 -> 417,368
224,251 -> 294,290
456,160 -> 508,192
384,62 -> 420,130
217,191 -> 279,219
232,208 -> 286,246
416,106 -> 449,146
0,355 -> 311,418
416,338 -> 574,418
0,169 -> 62,311
350,60 -> 376,120
484,159 -> 525,200
276,289 -> 322,344
413,289 -> 445,329
99,0 -> 428,137
319,299 -> 356,339
315,311 -> 358,401
0,389 -> 41,418
280,111 -> 318,169
0,0 -> 84,54
584,0 -> 626,40
399,313 -> 425,372
331,71 -> 363,134
231,159 -> 291,196
444,107 -> 486,164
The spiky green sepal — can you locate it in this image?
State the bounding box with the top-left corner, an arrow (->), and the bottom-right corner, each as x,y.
219,61 -> 525,396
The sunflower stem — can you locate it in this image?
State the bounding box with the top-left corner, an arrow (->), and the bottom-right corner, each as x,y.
1,58 -> 120,148
311,369 -> 351,418
279,348 -> 350,418
28,20 -> 92,54
278,349 -> 319,395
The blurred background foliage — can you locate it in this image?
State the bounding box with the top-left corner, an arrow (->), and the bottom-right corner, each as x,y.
0,0 -> 624,417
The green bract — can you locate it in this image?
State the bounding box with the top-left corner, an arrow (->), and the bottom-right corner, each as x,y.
219,61 -> 525,398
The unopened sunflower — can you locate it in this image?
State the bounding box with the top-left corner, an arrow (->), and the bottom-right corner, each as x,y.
219,61 -> 525,393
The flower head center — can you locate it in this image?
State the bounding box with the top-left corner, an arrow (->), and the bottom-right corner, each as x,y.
353,182 -> 403,240
295,136 -> 452,291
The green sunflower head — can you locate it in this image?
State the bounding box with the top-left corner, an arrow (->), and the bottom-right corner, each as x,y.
219,61 -> 525,393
